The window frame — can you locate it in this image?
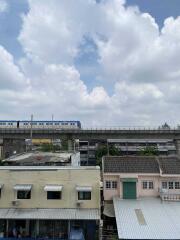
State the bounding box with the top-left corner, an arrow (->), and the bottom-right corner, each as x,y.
162,181 -> 168,189
142,181 -> 154,190
168,181 -> 174,189
47,191 -> 62,200
112,181 -> 117,189
105,181 -> 111,189
17,190 -> 31,199
175,182 -> 180,189
78,191 -> 91,200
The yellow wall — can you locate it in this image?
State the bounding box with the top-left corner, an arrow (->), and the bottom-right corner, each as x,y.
32,139 -> 51,144
0,167 -> 100,209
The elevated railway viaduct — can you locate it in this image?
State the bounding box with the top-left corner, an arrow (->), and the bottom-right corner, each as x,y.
1,128 -> 180,158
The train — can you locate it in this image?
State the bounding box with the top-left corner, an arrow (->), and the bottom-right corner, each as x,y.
0,120 -> 81,129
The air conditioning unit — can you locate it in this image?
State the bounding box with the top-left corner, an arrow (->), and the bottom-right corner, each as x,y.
11,200 -> 20,206
76,201 -> 83,208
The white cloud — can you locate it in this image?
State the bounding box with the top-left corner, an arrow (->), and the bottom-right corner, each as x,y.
1,0 -> 180,126
0,0 -> 8,13
0,46 -> 29,90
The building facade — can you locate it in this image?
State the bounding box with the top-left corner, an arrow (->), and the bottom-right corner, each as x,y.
0,166 -> 100,239
103,156 -> 180,200
102,156 -> 180,239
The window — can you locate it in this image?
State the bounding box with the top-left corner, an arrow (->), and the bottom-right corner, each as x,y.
142,181 -> 153,189
149,181 -> 154,189
78,191 -> 91,200
162,182 -> 168,189
47,191 -> 61,200
168,182 -> 174,189
142,181 -> 148,189
106,181 -> 111,189
175,182 -> 180,189
112,181 -> 117,189
17,190 -> 31,199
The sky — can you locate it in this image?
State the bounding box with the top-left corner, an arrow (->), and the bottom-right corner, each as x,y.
0,0 -> 180,127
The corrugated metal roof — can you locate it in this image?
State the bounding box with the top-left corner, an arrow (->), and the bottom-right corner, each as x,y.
0,166 -> 100,171
113,197 -> 180,239
0,208 -> 100,220
107,139 -> 173,143
103,203 -> 115,218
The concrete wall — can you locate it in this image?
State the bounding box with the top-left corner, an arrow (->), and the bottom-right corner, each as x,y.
0,167 -> 100,209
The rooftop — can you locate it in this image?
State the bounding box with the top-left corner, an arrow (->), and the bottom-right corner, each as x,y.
2,151 -> 80,166
103,156 -> 159,174
113,197 -> 180,239
103,155 -> 180,175
0,165 -> 100,171
158,156 -> 180,175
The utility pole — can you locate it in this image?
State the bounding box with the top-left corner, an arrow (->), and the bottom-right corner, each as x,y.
30,114 -> 33,151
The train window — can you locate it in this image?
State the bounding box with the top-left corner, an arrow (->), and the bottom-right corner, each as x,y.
55,123 -> 59,125
46,123 -> 49,125
3,123 -> 6,125
50,123 -> 53,125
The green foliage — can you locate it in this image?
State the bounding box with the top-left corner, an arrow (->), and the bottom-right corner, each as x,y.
95,144 -> 121,167
139,146 -> 159,156
40,144 -> 61,152
61,140 -> 68,151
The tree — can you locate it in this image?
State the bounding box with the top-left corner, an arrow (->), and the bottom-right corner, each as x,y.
95,144 -> 121,167
40,143 -> 61,152
139,146 -> 159,156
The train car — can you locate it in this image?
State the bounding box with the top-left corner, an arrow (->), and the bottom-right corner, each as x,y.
19,120 -> 81,129
0,120 -> 17,128
0,120 -> 81,129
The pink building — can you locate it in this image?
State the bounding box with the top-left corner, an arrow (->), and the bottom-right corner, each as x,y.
103,156 -> 180,201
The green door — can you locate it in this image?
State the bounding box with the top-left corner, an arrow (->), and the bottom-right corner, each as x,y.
123,182 -> 136,199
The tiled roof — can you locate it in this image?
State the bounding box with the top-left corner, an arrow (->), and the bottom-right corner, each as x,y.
158,156 -> 180,174
103,156 -> 159,173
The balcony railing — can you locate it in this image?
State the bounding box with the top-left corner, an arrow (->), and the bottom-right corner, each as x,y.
160,193 -> 180,201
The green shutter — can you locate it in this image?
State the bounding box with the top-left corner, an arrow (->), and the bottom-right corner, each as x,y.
123,182 -> 137,199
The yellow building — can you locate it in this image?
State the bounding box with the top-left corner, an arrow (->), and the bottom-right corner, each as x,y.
0,166 -> 100,240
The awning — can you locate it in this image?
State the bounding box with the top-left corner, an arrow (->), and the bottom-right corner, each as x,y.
44,185 -> 63,192
0,208 -> 100,220
103,203 -> 115,218
121,178 -> 138,182
76,186 -> 92,192
13,184 -> 32,191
